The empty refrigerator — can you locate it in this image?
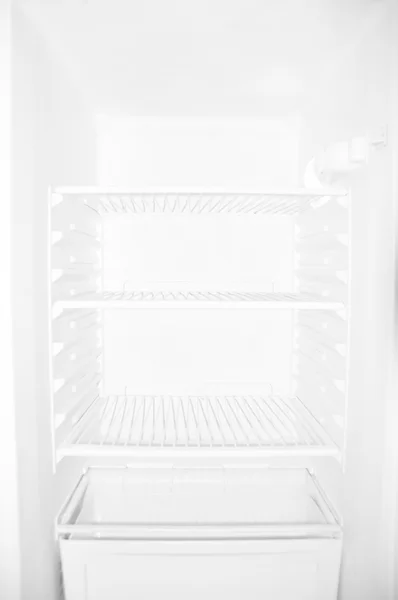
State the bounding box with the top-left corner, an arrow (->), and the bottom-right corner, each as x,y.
5,1 -> 398,599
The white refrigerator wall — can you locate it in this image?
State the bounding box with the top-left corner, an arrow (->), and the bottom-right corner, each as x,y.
300,2 -> 398,599
0,4 -> 20,600
96,115 -> 300,187
11,7 -> 97,600
96,116 -> 299,401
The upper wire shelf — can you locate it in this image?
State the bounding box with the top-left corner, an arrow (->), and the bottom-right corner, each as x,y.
58,394 -> 339,460
55,290 -> 344,310
53,187 -> 347,217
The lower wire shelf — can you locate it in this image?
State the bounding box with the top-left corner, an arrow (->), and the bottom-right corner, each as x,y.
55,290 -> 344,311
58,394 -> 339,459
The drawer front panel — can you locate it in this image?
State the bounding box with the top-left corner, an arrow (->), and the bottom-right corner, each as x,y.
61,538 -> 342,600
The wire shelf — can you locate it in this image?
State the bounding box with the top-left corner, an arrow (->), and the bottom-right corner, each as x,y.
56,290 -> 344,310
60,394 -> 338,458
54,188 -> 347,216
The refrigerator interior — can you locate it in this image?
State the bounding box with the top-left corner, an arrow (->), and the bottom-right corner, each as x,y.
9,1 -> 398,599
49,183 -> 348,600
50,188 -> 348,464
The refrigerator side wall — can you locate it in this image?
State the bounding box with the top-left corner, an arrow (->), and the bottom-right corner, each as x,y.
11,6 -> 97,600
0,3 -> 21,599
299,3 -> 397,598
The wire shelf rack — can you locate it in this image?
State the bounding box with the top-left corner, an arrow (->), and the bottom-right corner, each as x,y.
54,188 -> 347,217
56,290 -> 344,310
60,394 -> 338,458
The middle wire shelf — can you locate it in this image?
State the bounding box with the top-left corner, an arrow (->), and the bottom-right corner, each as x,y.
55,290 -> 344,310
58,394 -> 339,460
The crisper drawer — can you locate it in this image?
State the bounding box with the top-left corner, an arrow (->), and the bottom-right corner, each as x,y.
60,538 -> 342,600
58,467 -> 342,600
